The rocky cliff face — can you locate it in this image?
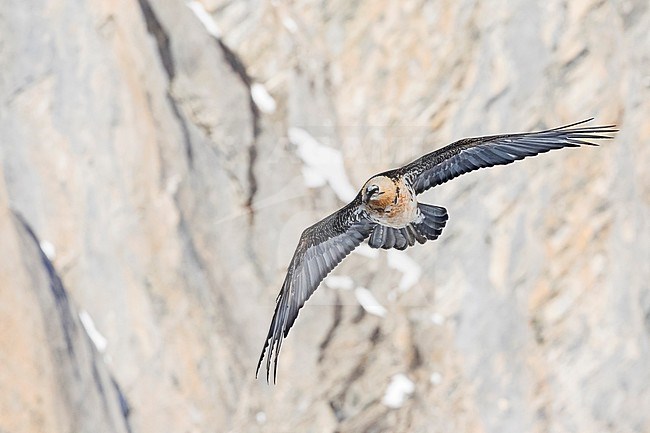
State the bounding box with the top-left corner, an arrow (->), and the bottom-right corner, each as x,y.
1,0 -> 649,432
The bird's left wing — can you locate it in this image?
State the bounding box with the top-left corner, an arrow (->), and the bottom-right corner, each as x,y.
256,195 -> 375,383
399,119 -> 617,194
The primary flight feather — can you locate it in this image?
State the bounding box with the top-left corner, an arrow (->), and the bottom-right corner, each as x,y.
256,118 -> 617,383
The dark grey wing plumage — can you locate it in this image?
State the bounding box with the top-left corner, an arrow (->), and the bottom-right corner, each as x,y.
256,196 -> 375,383
399,119 -> 617,194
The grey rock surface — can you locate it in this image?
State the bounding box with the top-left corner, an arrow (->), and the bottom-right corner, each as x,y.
1,0 -> 649,432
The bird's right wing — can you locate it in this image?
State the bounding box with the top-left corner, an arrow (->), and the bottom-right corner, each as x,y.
400,119 -> 617,194
256,196 -> 375,383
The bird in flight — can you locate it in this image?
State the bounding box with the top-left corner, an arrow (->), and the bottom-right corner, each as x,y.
256,118 -> 616,382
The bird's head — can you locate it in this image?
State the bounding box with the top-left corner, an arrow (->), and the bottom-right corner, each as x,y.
362,176 -> 396,208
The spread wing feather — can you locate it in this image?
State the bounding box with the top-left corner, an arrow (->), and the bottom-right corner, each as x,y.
400,119 -> 617,194
256,195 -> 374,383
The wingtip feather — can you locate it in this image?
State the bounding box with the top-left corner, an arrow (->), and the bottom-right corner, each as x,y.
550,118 -> 594,131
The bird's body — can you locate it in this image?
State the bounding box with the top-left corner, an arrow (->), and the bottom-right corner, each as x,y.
362,175 -> 418,228
256,119 -> 617,382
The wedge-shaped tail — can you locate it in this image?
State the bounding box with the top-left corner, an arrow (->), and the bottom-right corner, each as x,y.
368,203 -> 448,250
412,203 -> 448,241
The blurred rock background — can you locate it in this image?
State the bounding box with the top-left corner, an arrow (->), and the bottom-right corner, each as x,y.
1,0 -> 649,432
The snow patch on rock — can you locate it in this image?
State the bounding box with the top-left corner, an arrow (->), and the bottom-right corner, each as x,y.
79,310 -> 108,353
354,287 -> 386,317
186,1 -> 222,38
288,127 -> 357,202
251,83 -> 277,114
382,373 -> 415,408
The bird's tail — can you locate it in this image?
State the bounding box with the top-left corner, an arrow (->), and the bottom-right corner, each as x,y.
412,203 -> 448,242
368,204 -> 448,250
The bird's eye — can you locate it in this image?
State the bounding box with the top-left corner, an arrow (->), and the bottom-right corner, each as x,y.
366,185 -> 379,197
